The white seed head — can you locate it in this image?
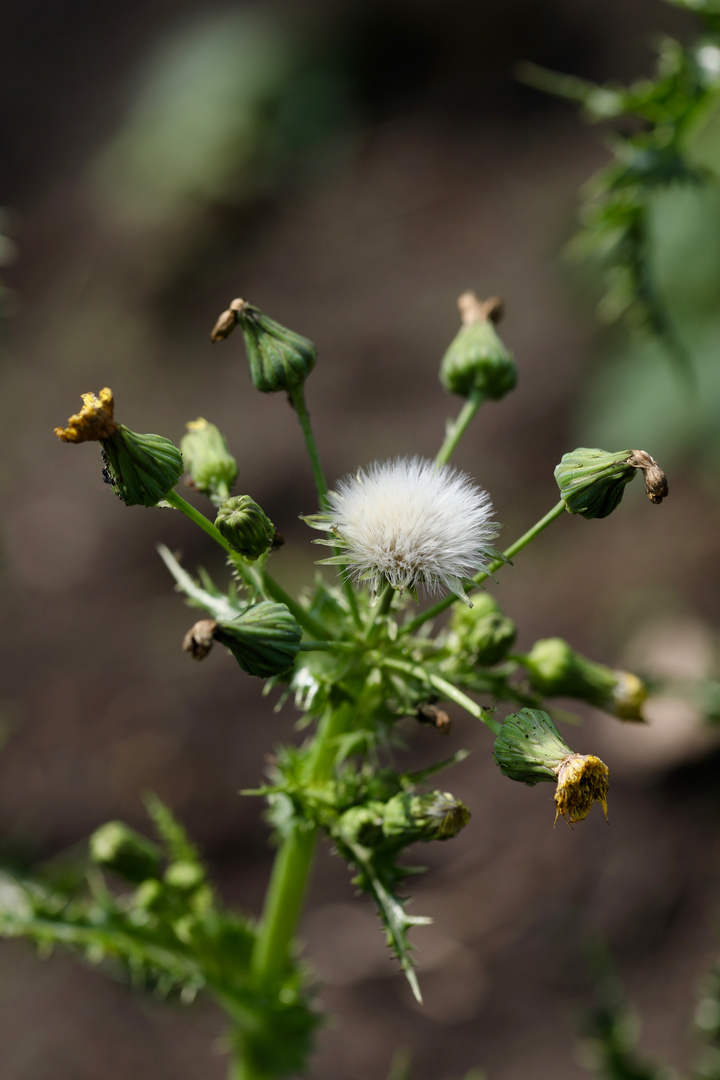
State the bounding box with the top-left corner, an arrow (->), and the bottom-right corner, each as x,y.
326,456 -> 499,604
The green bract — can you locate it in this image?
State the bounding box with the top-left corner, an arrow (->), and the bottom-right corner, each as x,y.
215,601 -> 302,678
440,293 -> 516,400
212,298 -> 317,393
554,447 -> 637,518
493,708 -> 572,785
181,418 -> 238,505
102,427 -> 184,507
215,495 -> 275,560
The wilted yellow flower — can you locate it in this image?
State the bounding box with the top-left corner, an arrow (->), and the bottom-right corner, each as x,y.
54,388 -> 118,443
553,753 -> 609,826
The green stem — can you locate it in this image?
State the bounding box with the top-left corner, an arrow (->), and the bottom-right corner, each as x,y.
259,570 -> 332,641
288,384 -> 362,630
250,702 -> 354,981
400,499 -> 567,637
298,640 -> 356,652
250,823 -> 318,980
364,582 -> 394,642
381,657 -> 500,734
435,388 -> 485,466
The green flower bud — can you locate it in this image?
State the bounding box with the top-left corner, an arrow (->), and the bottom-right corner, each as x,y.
440,293 -> 516,400
211,298 -> 317,393
89,821 -> 162,884
55,388 -> 183,507
164,861 -> 205,893
555,447 -> 668,519
381,791 -> 471,843
102,428 -> 184,507
215,601 -> 302,678
215,495 -> 275,560
450,592 -> 517,666
493,708 -> 609,825
181,418 -> 238,505
524,637 -> 647,721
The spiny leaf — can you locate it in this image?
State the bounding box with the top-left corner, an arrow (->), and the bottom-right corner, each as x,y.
157,545 -> 247,621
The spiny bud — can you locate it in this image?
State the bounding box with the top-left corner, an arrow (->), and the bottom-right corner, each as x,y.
215,495 -> 275,560
440,292 -> 517,400
449,592 -> 517,666
180,418 -> 238,505
214,601 -> 302,678
524,637 -> 647,721
493,708 -> 609,826
211,298 -> 317,393
555,447 -> 668,519
54,388 -> 183,507
382,791 -> 471,843
89,821 -> 162,884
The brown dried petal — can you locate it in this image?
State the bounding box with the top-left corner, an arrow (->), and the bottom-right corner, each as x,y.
627,450 -> 668,505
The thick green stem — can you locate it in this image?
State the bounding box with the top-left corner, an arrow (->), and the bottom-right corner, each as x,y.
298,640 -> 356,652
288,384 -> 362,630
250,702 -> 354,981
381,657 -> 501,734
435,388 -> 485,466
400,499 -> 567,637
250,823 -> 318,981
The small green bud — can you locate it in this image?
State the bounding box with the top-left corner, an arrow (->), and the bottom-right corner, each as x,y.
211,298 -> 317,393
54,388 -> 183,507
336,803 -> 385,848
440,293 -> 516,400
555,447 -> 668,519
524,637 -> 647,721
450,592 -> 517,666
89,821 -> 162,884
381,791 -> 471,843
164,860 -> 205,893
214,601 -> 302,678
133,878 -> 165,911
215,495 -> 275,560
494,708 -> 609,825
181,418 -> 238,505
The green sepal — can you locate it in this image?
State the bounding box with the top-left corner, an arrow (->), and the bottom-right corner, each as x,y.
215,601 -> 302,678
493,708 -> 572,785
555,447 -> 636,519
102,427 -> 183,507
236,304 -> 317,394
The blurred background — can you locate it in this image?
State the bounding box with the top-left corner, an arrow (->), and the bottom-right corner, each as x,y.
3,0 -> 720,1076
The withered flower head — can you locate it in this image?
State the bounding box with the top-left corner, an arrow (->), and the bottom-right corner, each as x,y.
54,387 -> 118,443
554,753 -> 609,827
